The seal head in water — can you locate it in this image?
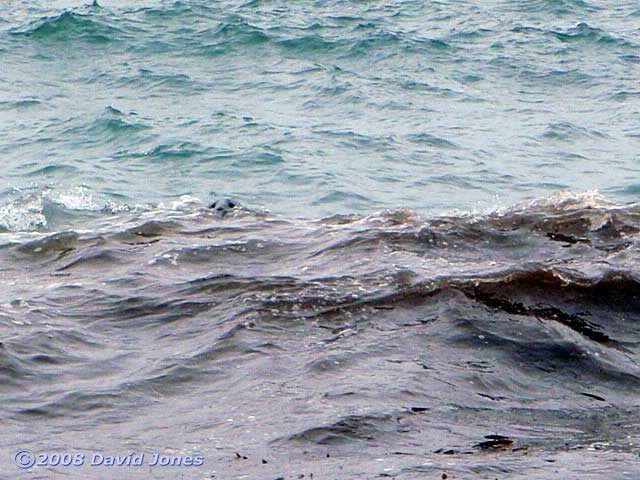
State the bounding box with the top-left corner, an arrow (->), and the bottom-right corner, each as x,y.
209,198 -> 237,217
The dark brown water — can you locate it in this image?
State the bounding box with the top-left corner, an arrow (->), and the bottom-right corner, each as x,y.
1,192 -> 640,479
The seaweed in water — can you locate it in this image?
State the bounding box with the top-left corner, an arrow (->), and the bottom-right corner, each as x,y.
466,288 -> 609,343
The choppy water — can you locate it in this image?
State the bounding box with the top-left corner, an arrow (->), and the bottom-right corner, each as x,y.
1,0 -> 640,218
1,1 -> 640,479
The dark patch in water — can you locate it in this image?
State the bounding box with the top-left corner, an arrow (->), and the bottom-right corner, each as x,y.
466,286 -> 609,343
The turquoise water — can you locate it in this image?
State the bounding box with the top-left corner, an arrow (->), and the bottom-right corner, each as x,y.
1,0 -> 639,224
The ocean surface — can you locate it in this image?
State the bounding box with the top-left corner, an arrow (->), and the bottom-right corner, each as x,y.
1,0 -> 640,479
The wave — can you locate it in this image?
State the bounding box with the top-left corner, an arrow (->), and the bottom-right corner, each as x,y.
58,106 -> 152,149
0,187 -> 138,232
10,10 -> 125,45
512,23 -> 638,51
553,22 -> 638,49
505,0 -> 601,15
130,1 -> 220,21
2,190 -> 640,476
541,121 -> 609,141
277,34 -> 344,53
3,2 -> 452,67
